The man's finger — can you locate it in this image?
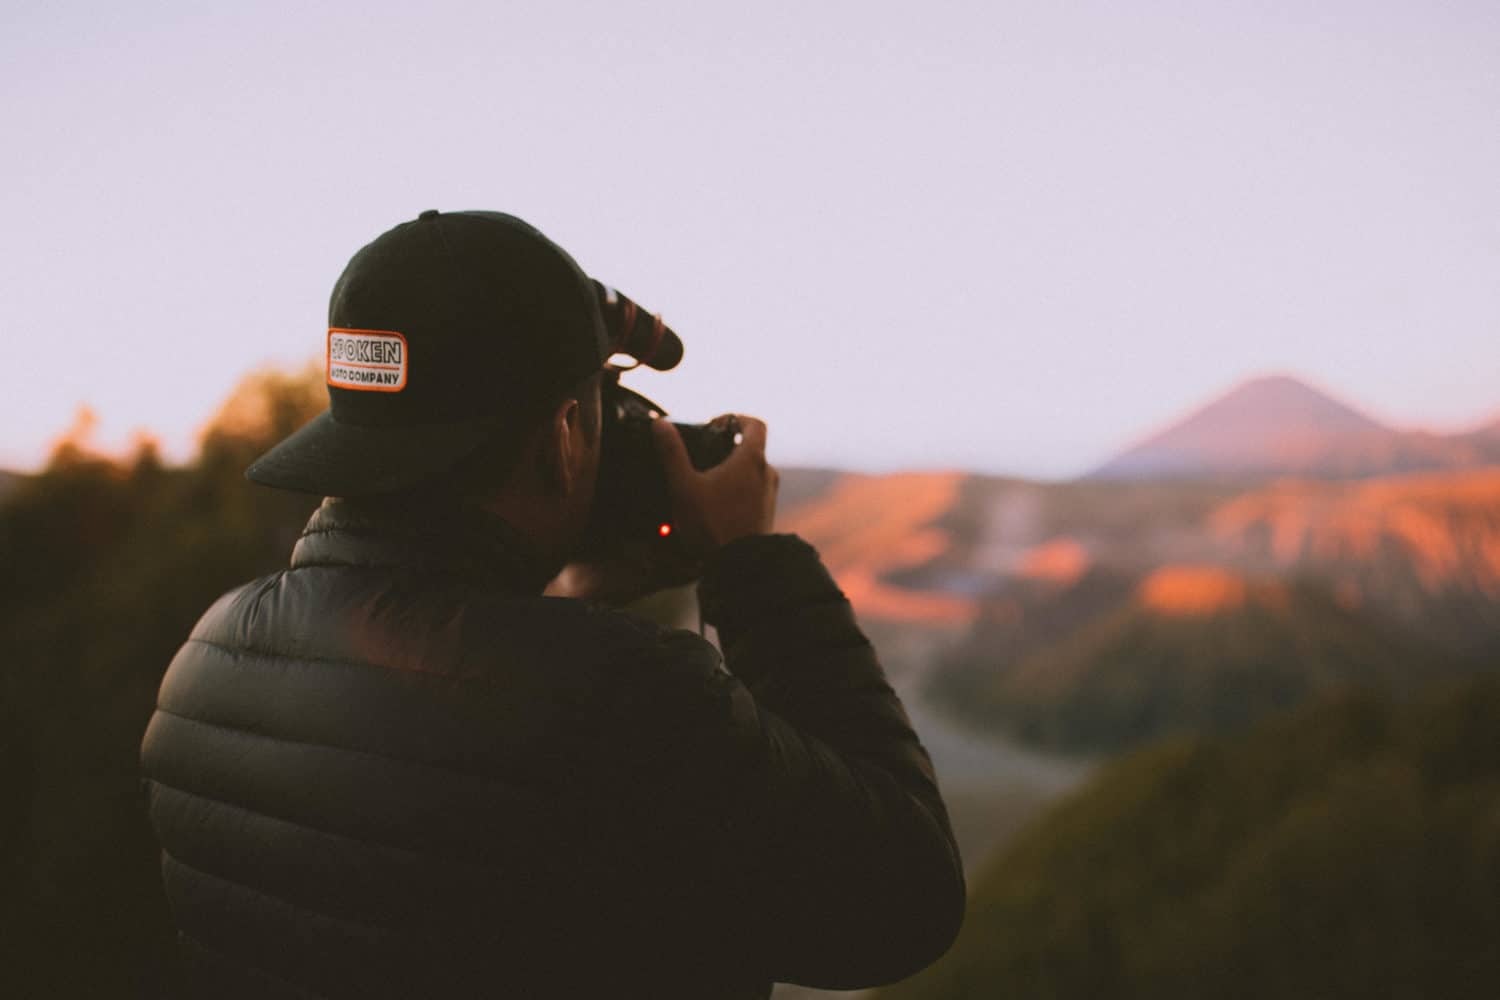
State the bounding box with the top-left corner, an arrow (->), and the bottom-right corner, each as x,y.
733,416 -> 768,453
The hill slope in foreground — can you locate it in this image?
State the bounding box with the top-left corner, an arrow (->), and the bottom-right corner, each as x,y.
878,679 -> 1500,1000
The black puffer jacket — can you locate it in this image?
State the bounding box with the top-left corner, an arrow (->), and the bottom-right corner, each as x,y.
140,497 -> 965,999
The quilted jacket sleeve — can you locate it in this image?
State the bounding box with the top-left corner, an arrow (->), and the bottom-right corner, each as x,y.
618,533 -> 966,989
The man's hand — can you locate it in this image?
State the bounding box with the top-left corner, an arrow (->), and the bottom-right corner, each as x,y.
652,414 -> 779,558
548,414 -> 777,604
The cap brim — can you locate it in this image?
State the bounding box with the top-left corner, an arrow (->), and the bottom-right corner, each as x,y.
245,409 -> 504,497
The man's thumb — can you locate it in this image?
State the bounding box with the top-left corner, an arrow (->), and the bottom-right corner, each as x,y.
651,418 -> 693,486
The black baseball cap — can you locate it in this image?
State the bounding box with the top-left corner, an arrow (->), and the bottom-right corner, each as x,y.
245,210 -> 682,497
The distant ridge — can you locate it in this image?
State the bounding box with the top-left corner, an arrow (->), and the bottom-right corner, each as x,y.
1089,373 -> 1500,481
0,469 -> 22,504
1461,414 -> 1500,448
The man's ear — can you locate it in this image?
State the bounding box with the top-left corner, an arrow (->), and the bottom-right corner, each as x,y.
539,396 -> 581,495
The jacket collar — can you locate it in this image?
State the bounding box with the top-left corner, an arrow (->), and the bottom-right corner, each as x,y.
290,495 -> 558,595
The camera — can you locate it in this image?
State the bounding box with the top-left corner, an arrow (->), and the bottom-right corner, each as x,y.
579,282 -> 738,577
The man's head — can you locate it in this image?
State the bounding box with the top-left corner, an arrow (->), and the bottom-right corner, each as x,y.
245,210 -> 683,559
247,210 -> 611,501
437,368 -> 605,563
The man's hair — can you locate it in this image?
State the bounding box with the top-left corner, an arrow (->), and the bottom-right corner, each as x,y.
435,370 -> 602,501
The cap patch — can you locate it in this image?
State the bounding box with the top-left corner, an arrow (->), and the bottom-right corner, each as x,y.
328,328 -> 408,392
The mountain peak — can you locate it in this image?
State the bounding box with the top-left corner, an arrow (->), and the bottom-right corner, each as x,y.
1089,373 -> 1392,481
1215,372 -> 1381,420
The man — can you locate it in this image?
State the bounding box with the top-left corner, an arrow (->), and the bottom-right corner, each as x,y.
140,210 -> 964,999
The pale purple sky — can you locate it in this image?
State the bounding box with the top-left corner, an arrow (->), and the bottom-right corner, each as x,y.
4,0 -> 1498,478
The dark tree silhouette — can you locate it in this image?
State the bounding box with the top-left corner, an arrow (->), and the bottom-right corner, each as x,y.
1,367 -> 323,998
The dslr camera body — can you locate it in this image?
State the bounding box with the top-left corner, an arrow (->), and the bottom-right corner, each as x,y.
579,281 -> 737,583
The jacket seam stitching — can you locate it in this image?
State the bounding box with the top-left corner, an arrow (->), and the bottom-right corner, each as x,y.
151,706 -> 556,796
182,635 -> 495,688
149,775 -> 512,875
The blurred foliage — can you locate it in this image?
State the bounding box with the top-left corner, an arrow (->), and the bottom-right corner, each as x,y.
879,678 -> 1500,1000
0,366 -> 324,998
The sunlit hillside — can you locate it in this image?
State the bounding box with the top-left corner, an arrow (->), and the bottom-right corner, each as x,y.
780,463 -> 1500,751
1211,471 -> 1500,649
778,472 -> 978,626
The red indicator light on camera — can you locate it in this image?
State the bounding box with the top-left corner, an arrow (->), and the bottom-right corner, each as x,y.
658,523 -> 673,538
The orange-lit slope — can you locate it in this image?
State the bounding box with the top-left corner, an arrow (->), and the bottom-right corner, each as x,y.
779,472 -> 976,625
1211,469 -> 1500,594
1017,538 -> 1091,587
1139,565 -> 1248,616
